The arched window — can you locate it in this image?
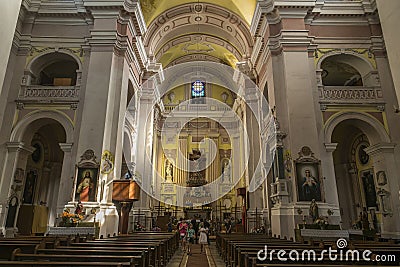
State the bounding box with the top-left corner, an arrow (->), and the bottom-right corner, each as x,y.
191,80 -> 206,104
191,80 -> 206,97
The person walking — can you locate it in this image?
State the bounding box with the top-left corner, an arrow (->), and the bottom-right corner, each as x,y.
178,218 -> 188,251
198,222 -> 208,254
186,224 -> 195,255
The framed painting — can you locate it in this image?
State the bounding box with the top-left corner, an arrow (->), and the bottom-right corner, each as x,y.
295,162 -> 322,202
75,167 -> 99,202
361,169 -> 378,209
23,170 -> 37,204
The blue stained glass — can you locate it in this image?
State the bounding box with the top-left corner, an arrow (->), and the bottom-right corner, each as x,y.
191,80 -> 205,97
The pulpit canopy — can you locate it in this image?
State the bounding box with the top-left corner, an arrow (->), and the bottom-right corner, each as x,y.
112,180 -> 140,202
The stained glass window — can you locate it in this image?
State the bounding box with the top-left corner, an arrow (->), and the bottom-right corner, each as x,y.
191,80 -> 205,97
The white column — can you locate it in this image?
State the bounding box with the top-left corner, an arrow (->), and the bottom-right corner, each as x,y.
321,143 -> 341,224
130,86 -> 155,229
0,0 -> 21,95
56,143 -> 74,213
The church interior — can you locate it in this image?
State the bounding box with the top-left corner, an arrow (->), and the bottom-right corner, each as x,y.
0,0 -> 400,266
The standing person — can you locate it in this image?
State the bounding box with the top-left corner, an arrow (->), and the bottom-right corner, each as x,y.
204,219 -> 210,244
167,220 -> 173,232
198,223 -> 208,254
186,224 -> 195,255
178,218 -> 188,251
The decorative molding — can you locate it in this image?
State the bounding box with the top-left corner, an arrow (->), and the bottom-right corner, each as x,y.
78,149 -> 99,167
59,143 -> 73,153
324,143 -> 338,153
6,142 -> 35,154
364,143 -> 396,157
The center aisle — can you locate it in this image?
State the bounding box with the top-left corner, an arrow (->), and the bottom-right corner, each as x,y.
185,244 -> 210,267
167,241 -> 226,267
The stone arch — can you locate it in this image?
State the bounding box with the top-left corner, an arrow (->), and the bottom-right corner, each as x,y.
317,52 -> 377,87
324,111 -> 390,146
10,110 -> 74,144
26,50 -> 82,86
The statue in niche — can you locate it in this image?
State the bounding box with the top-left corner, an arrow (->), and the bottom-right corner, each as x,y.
222,160 -> 230,183
165,160 -> 173,182
376,171 -> 387,186
361,207 -> 370,230
309,199 -> 319,222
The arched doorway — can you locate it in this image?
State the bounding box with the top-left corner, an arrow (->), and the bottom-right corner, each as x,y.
328,114 -> 389,231
14,118 -> 66,235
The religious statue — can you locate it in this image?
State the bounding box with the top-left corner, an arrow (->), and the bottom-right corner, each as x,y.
75,201 -> 84,215
309,199 -> 319,222
165,160 -> 173,182
222,161 -> 230,183
361,207 -> 370,230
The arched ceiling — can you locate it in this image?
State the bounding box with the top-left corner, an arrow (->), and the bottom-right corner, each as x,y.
140,0 -> 256,26
143,1 -> 255,68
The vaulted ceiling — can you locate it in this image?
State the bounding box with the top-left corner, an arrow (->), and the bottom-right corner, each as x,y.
141,0 -> 256,68
140,0 -> 256,26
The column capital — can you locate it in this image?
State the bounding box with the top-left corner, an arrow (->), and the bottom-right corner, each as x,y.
364,142 -> 396,156
59,143 -> 74,152
324,142 -> 338,153
6,142 -> 35,154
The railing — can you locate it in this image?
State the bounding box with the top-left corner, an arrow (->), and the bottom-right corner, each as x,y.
19,85 -> 80,100
318,86 -> 384,104
163,103 -> 233,113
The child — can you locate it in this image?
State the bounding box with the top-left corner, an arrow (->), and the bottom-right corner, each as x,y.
186,224 -> 195,255
178,218 -> 188,251
198,222 -> 208,254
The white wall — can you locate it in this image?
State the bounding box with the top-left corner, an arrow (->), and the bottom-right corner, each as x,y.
0,0 -> 22,94
376,0 -> 400,106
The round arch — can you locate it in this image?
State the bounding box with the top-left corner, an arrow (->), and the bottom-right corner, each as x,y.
324,111 -> 390,145
10,110 -> 74,143
27,50 -> 83,72
317,52 -> 375,78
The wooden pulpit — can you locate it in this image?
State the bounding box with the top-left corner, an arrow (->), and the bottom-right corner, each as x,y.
112,180 -> 140,234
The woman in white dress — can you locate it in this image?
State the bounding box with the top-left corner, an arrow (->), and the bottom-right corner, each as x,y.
198,222 -> 208,254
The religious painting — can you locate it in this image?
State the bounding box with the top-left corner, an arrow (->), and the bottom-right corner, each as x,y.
295,162 -> 322,202
22,170 -> 37,204
361,169 -> 378,209
100,150 -> 114,174
75,167 -> 99,202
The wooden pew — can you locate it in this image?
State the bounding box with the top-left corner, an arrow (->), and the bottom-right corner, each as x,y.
0,261 -> 126,266
12,249 -> 146,267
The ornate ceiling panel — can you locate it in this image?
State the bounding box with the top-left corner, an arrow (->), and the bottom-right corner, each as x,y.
140,0 -> 256,26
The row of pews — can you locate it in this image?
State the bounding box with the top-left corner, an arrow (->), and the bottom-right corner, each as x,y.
216,233 -> 400,267
0,232 -> 179,266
